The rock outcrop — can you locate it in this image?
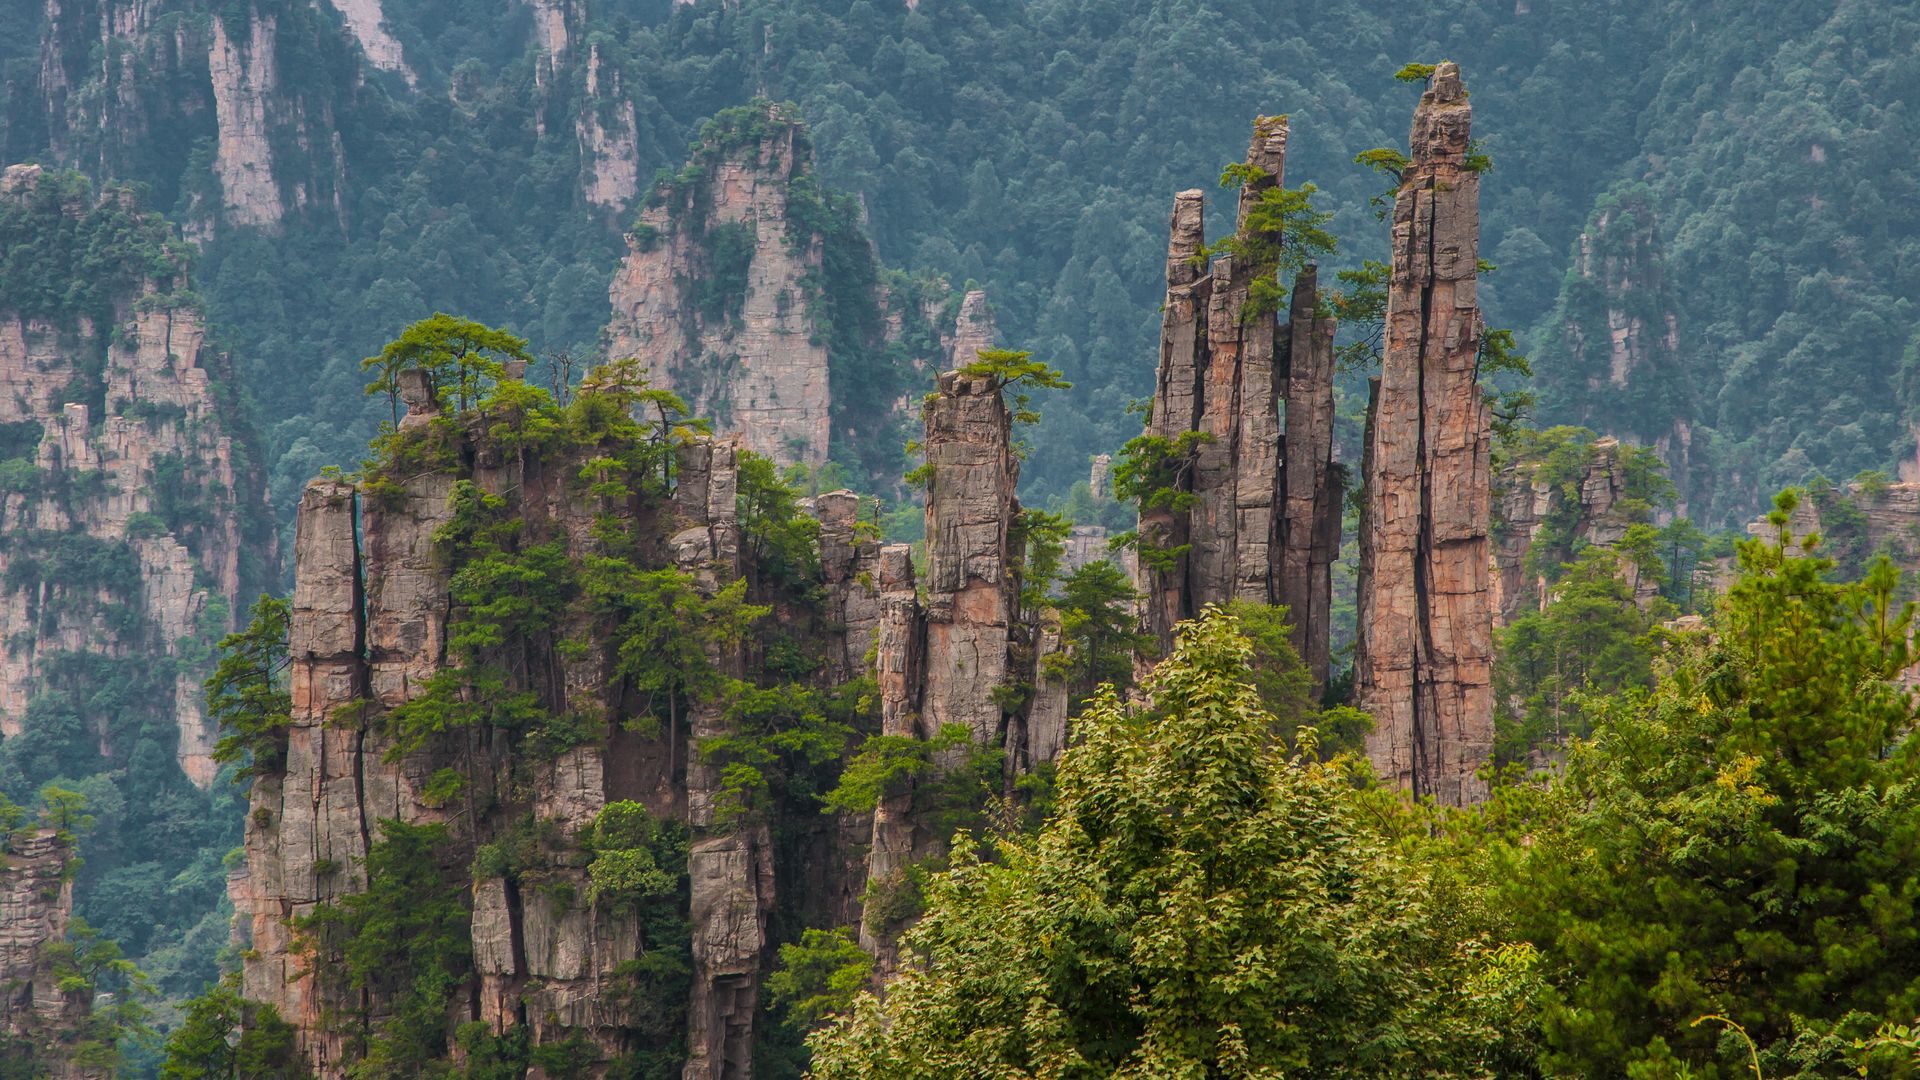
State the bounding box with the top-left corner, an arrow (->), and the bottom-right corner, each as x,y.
1279,267 -> 1341,690
0,829 -> 89,1077
859,369 -> 1069,971
0,164 -> 271,785
1134,120 -> 1342,680
1493,434 -> 1661,624
607,104 -> 830,467
1537,185 -> 1704,516
241,351 -> 1077,1075
606,102 -> 984,479
1354,62 -> 1495,806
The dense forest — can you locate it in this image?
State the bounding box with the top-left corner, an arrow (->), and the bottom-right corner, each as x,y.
3,0 -> 1915,524
3,0 -> 1920,1077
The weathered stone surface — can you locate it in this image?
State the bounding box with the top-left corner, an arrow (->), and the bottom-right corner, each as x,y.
325,0 -> 414,83
1189,118 -> 1287,611
576,40 -> 641,212
1355,62 -> 1495,806
1493,436 -> 1658,623
1279,266 -> 1340,691
606,104 -> 830,467
1140,189 -> 1211,647
0,830 -> 93,1077
207,11 -> 284,228
0,174 -> 267,785
920,370 -> 1019,745
1137,120 -> 1293,648
945,289 -> 997,369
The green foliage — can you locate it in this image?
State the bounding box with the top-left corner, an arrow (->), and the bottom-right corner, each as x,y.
1504,496 -> 1920,1075
738,450 -> 824,589
43,917 -> 158,1073
361,313 -> 535,425
1111,430 -> 1211,574
958,348 -> 1070,430
294,820 -> 469,1074
1394,61 -> 1439,82
689,221 -> 757,325
0,169 -> 191,329
1492,547 -> 1663,765
206,595 -> 293,778
1050,561 -> 1150,709
1010,508 -> 1071,610
1201,168 -> 1338,319
768,928 -> 873,1030
821,724 -> 971,816
584,801 -> 689,909
161,977 -> 307,1080
808,608 -> 1525,1076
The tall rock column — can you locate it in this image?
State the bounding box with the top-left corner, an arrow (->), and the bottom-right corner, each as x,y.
0,829 -> 86,1076
1140,189 -> 1211,647
674,438 -> 773,1080
1355,62 -> 1494,806
919,369 -> 1019,745
1279,266 -> 1340,692
236,476 -> 367,1067
858,544 -> 925,969
1189,116 -> 1287,609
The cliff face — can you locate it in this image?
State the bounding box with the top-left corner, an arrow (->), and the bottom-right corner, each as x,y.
606,106 -> 831,468
606,103 -> 983,478
1134,123 -> 1341,689
0,164 -> 270,785
860,368 -> 1067,970
1354,63 -> 1495,806
0,829 -> 88,1077
239,357 -> 1066,1075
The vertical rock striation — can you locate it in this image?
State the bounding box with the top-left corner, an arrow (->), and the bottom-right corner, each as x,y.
1187,117 -> 1286,611
1355,62 -> 1495,806
0,164 -> 271,784
0,829 -> 88,1077
1279,267 -> 1341,692
919,369 -> 1020,746
606,105 -> 830,467
1135,119 -> 1342,674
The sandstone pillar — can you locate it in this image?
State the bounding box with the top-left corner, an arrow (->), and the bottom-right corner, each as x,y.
1356,62 -> 1494,805
1280,266 -> 1339,692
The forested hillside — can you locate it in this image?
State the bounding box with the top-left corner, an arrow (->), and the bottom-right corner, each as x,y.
3,0 -> 1914,525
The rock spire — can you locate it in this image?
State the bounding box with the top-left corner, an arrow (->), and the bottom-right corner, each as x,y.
1353,61 -> 1495,806
1134,118 -> 1341,683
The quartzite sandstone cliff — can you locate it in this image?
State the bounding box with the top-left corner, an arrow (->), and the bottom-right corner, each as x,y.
1354,62 -> 1495,806
1135,119 -> 1342,692
606,104 -> 998,477
0,164 -> 270,785
0,829 -> 89,1077
238,354 -> 1064,1076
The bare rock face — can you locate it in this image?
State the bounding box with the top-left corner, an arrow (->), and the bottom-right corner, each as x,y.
1188,117 -> 1287,612
0,829 -> 92,1077
1135,121 -> 1342,676
207,11 -> 284,228
1279,267 -> 1340,691
324,0 -> 414,84
944,289 -> 997,370
920,369 -> 1021,745
0,168 -> 271,786
576,40 -> 641,213
1355,62 -> 1495,806
606,105 -> 830,467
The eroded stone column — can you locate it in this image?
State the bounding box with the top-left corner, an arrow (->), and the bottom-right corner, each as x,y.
1356,62 -> 1494,806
